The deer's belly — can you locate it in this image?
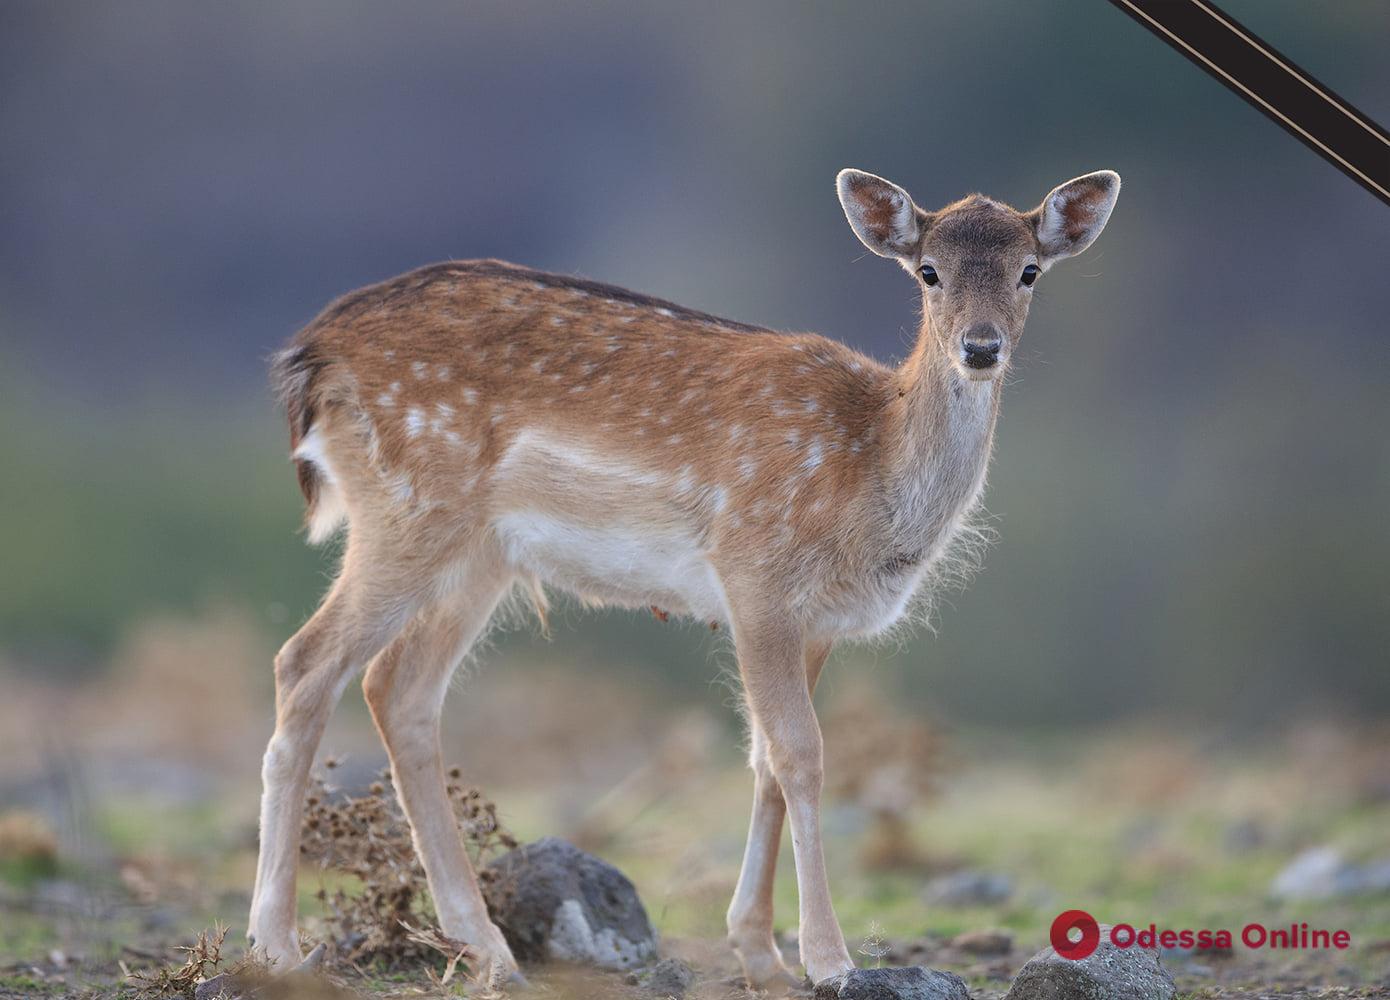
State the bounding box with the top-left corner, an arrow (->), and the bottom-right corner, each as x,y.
493,510 -> 728,621
489,429 -> 731,620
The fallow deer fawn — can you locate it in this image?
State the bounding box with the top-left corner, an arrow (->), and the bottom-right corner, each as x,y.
251,168 -> 1120,988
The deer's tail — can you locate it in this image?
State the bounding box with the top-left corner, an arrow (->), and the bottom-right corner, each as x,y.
269,339 -> 348,544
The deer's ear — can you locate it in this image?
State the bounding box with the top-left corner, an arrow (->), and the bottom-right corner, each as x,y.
836,169 -> 923,260
1032,170 -> 1121,267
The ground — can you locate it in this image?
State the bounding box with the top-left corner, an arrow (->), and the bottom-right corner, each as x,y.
2,647 -> 1388,999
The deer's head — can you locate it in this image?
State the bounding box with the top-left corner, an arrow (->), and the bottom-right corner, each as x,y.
837,168 -> 1120,382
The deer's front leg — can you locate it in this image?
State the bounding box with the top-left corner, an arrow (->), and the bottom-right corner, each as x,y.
727,639 -> 833,989
731,618 -> 852,985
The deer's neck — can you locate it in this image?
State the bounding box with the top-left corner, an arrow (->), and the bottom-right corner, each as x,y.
880,322 -> 1000,555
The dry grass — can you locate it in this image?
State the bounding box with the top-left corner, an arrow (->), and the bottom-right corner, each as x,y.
123,924 -> 238,996
821,687 -> 947,871
300,758 -> 516,971
0,811 -> 59,877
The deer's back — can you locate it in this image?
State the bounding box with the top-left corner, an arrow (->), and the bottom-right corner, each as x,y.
277,260 -> 915,627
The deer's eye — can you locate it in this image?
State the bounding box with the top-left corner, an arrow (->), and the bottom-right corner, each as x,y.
1020,264 -> 1040,287
920,265 -> 939,287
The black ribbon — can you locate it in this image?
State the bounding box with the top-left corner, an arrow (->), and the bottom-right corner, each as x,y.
1108,0 -> 1389,206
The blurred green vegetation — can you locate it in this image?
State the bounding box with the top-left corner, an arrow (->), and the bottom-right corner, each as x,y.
0,0 -> 1386,727
0,373 -> 325,666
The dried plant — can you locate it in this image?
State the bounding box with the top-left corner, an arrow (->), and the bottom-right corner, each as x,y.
125,923 -> 241,996
0,810 -> 59,880
822,687 -> 947,871
300,757 -> 517,970
858,920 -> 890,969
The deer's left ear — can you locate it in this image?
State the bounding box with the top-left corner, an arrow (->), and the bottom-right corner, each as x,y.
837,169 -> 924,261
1032,170 -> 1121,267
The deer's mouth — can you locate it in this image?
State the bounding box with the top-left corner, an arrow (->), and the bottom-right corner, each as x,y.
959,350 -> 1007,380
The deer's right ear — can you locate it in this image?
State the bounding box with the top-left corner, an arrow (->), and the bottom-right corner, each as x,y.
836,169 -> 923,260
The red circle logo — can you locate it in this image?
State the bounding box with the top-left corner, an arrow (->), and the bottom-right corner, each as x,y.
1051,909 -> 1101,960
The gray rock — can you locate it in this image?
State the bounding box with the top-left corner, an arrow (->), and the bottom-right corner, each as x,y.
1223,818 -> 1266,854
1270,846 -> 1390,900
812,967 -> 970,1000
1004,932 -> 1175,1000
483,837 -> 658,971
194,974 -> 237,1000
627,957 -> 697,998
921,869 -> 1013,907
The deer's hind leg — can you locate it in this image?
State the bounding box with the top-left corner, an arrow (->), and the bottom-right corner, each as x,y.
362,554 -> 522,988
248,545 -> 431,968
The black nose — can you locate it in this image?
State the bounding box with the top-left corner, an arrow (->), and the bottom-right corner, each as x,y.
962,324 -> 1003,368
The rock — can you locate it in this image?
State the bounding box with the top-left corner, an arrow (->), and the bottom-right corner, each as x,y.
1271,847 -> 1344,900
950,928 -> 1013,955
195,973 -> 242,1000
812,966 -> 970,1000
484,837 -> 658,971
1270,846 -> 1390,900
921,869 -> 1013,907
1222,818 -> 1266,854
626,957 -> 697,998
1004,932 -> 1175,1000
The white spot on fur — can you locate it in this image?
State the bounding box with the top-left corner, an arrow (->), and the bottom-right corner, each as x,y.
803,438 -> 824,471
462,387 -> 478,405
405,407 -> 425,437
412,361 -> 428,379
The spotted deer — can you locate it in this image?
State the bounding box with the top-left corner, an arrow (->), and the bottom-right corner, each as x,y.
251,169 -> 1120,988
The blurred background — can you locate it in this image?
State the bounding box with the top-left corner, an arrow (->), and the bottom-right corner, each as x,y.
1,1 -> 1387,994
